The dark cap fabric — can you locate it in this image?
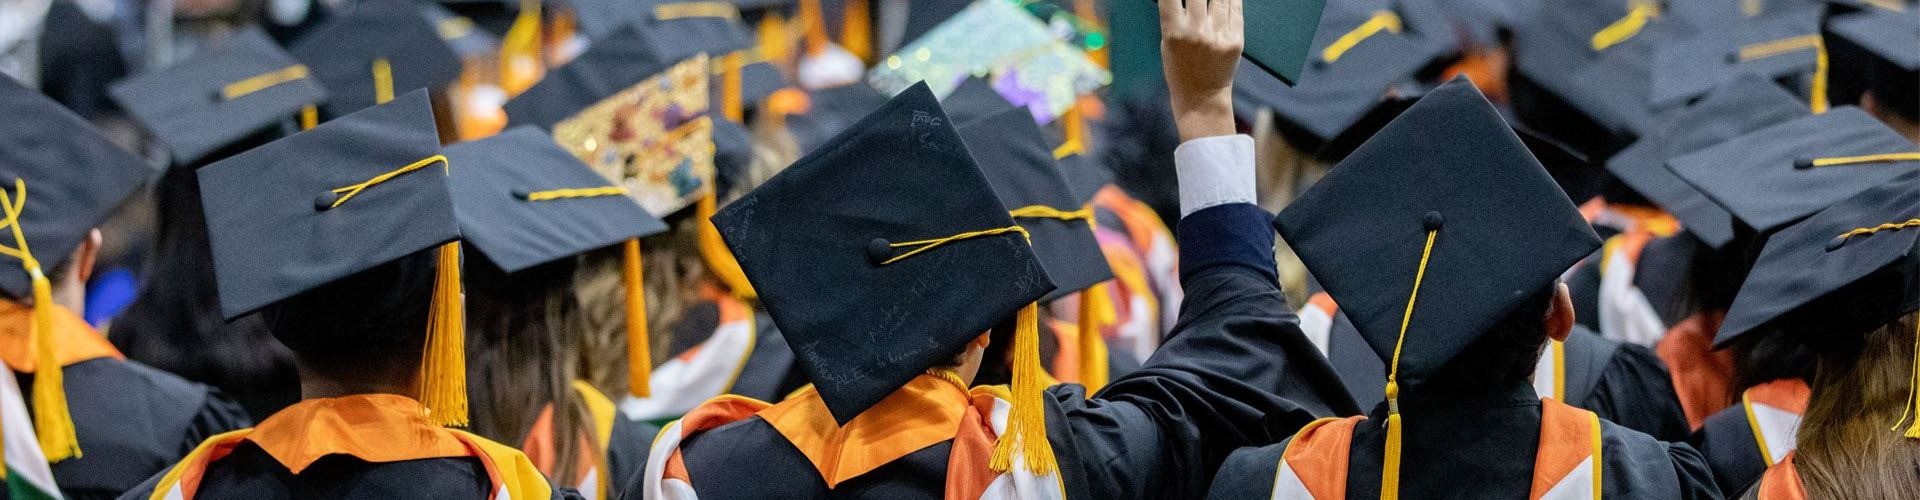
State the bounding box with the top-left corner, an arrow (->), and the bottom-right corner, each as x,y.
1827,8 -> 1919,122
0,75 -> 151,300
958,107 -> 1112,301
1647,6 -> 1825,111
1510,0 -> 1677,149
1717,170 -> 1920,347
1608,75 -> 1811,248
1515,125 -> 1603,204
1242,0 -> 1331,85
1668,106 -> 1920,235
711,117 -> 753,200
941,76 -> 1017,128
635,2 -> 786,112
711,83 -> 1053,423
200,90 -> 457,319
1233,4 -> 1453,152
786,83 -> 889,154
1057,152 -> 1113,205
448,126 -> 668,273
419,2 -> 502,59
1274,78 -> 1602,387
502,24 -> 672,130
108,28 -> 328,166
288,0 -> 462,118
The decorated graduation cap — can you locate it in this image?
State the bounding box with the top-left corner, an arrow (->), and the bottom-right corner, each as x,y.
1827,8 -> 1919,123
108,28 -> 328,166
712,83 -> 1058,472
1715,171 -> 1920,438
199,90 -> 472,426
1608,75 -> 1811,248
958,107 -> 1118,391
0,74 -> 152,462
289,0 -> 462,118
1669,107 -> 1920,235
1274,79 -> 1602,493
867,0 -> 1108,122
1647,5 -> 1827,112
447,126 -> 669,397
1232,2 -> 1454,157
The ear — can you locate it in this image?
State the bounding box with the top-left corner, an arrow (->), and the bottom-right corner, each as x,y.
1544,281 -> 1574,342
67,229 -> 103,285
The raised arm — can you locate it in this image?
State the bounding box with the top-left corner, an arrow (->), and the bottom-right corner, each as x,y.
1040,2 -> 1359,497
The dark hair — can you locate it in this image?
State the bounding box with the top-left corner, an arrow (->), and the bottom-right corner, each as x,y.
1730,329 -> 1818,391
260,248 -> 436,386
1428,284 -> 1558,390
462,253 -> 584,479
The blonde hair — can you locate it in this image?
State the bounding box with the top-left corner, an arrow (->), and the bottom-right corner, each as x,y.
1796,312 -> 1920,499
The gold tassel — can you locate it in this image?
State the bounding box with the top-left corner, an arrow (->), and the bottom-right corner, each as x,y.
757,13 -> 791,64
300,105 -> 319,131
722,52 -> 745,123
624,239 -> 653,398
500,0 -> 544,96
799,0 -> 829,56
991,303 -> 1057,474
1059,104 -> 1086,156
1382,381 -> 1403,499
29,268 -> 77,462
1076,283 -> 1115,394
1895,313 -> 1920,438
696,192 -> 757,300
418,242 -> 468,427
841,0 -> 871,63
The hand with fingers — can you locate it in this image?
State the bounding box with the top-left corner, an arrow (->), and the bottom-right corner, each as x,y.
1160,0 -> 1244,142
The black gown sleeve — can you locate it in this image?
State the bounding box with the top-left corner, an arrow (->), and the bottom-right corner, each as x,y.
183,388 -> 254,453
1204,444 -> 1286,500
1044,203 -> 1359,499
1600,420 -> 1722,500
1584,343 -> 1691,443
605,415 -> 657,497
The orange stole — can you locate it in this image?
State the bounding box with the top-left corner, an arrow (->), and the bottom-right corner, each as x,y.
1658,311 -> 1737,428
0,300 -> 122,372
1755,453 -> 1807,500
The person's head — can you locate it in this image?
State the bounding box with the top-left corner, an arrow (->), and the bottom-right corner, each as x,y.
463,254 -> 579,443
1861,89 -> 1920,144
260,249 -> 435,396
1728,329 -> 1817,391
1796,311 -> 1920,498
1426,281 -> 1573,391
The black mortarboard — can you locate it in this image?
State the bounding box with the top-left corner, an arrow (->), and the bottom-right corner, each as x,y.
109,28 -> 328,166
0,75 -> 151,299
447,126 -> 668,272
1275,78 -> 1601,390
941,76 -> 1016,128
633,2 -> 786,113
1669,107 -> 1920,235
1510,0 -> 1676,153
958,108 -> 1112,300
1827,8 -> 1919,122
712,83 -> 1053,424
1057,152 -> 1113,205
1241,0 -> 1332,85
502,24 -> 670,130
1716,170 -> 1920,348
1516,125 -> 1602,204
899,0 -> 973,48
289,0 -> 462,118
420,2 -> 503,59
785,83 -> 888,154
1607,75 -> 1810,248
1233,4 -> 1452,154
200,90 -> 456,319
1647,5 -> 1825,111
712,117 -> 754,200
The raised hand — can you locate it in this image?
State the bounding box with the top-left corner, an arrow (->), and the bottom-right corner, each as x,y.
1159,0 -> 1244,142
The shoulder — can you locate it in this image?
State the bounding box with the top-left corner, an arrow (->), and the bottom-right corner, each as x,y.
1597,419 -> 1717,498
1208,443 -> 1285,499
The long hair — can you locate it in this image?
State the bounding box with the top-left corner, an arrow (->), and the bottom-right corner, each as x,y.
1797,312 -> 1920,499
463,256 -> 587,481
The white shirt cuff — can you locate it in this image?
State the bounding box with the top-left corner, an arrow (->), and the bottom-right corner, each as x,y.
1174,134 -> 1256,218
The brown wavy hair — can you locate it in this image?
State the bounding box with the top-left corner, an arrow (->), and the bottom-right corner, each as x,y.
1796,312 -> 1920,499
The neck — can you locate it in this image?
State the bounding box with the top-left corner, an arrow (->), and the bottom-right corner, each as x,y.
297,363 -> 418,400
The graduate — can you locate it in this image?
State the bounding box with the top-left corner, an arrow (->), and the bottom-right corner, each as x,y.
1709,168 -> 1920,499
120,91 -> 561,500
106,27 -> 324,421
447,127 -> 668,499
1209,77 -> 1718,499
625,2 -> 1359,496
1827,7 -> 1920,144
0,74 -> 251,500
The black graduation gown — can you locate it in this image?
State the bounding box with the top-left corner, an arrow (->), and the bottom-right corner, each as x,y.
1691,403 -> 1777,498
1206,384 -> 1722,499
605,411 -> 657,495
666,303 -> 807,403
628,203 -> 1358,498
1567,234 -> 1699,334
23,358 -> 251,500
1321,316 -> 1691,442
114,444 -> 586,500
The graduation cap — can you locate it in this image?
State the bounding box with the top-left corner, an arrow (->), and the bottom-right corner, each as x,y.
1827,8 -> 1919,123
1669,107 -> 1920,235
711,117 -> 754,200
502,23 -> 673,131
289,0 -> 462,118
941,76 -> 1017,128
0,74 -> 152,461
1516,125 -> 1603,204
1274,78 -> 1601,486
1057,152 -> 1114,205
419,1 -> 503,59
1240,0 -> 1331,85
868,0 -> 1107,121
712,83 -> 1059,472
447,126 -> 669,397
1647,5 -> 1827,112
1714,170 -> 1920,437
633,1 -> 787,119
1510,0 -> 1675,154
785,82 -> 888,153
1232,4 -> 1454,157
108,28 -> 328,166
199,90 -> 472,425
1607,75 -> 1812,248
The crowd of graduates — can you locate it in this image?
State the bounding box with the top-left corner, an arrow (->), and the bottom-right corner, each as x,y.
0,0 -> 1915,498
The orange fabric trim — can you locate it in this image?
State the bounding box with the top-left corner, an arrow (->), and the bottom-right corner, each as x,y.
150,431 -> 250,500
1047,318 -> 1080,384
759,374 -> 969,488
1658,312 -> 1737,428
1579,197 -> 1609,225
657,395 -> 770,486
1282,416 -> 1359,499
1094,185 -> 1172,256
245,394 -> 476,474
946,393 -> 1001,499
1756,453 -> 1807,500
715,295 -> 752,324
1530,399 -> 1598,499
1744,379 -> 1810,414
664,447 -> 691,483
519,404 -> 600,487
1100,239 -> 1154,327
0,300 -> 123,372
1307,292 -> 1339,317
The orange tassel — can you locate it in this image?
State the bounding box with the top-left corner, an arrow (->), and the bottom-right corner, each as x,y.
840,0 -> 871,62
1076,283 -> 1115,394
418,242 -> 468,427
721,52 -> 745,123
624,239 -> 653,398
799,0 -> 829,56
696,192 -> 756,300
